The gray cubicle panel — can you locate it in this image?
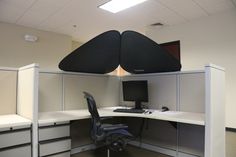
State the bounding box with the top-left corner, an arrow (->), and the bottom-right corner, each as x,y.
179,72 -> 205,113
178,123 -> 204,157
136,118 -> 177,150
142,120 -> 177,150
120,74 -> 178,155
120,72 -> 206,157
70,119 -> 92,148
63,74 -> 120,110
38,72 -> 120,111
39,72 -> 63,112
0,70 -> 17,115
178,72 -> 205,157
120,74 -> 177,110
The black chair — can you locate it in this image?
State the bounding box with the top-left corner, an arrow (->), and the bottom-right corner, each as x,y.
83,92 -> 133,156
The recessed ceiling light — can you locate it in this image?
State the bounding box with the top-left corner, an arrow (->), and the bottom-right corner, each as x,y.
99,0 -> 147,13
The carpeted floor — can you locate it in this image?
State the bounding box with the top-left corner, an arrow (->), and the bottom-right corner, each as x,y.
71,145 -> 170,157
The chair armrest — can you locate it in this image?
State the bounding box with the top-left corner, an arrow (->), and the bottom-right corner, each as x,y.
102,124 -> 128,131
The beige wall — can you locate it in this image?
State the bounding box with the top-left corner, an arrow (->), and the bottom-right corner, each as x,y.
0,22 -> 72,70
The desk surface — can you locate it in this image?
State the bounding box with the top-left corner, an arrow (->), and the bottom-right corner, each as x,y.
0,114 -> 31,131
38,107 -> 204,126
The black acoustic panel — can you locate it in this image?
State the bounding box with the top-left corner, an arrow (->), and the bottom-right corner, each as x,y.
120,31 -> 181,74
59,30 -> 120,74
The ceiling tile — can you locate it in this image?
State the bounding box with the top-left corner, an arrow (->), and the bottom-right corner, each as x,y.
0,0 -> 36,9
17,0 -> 70,26
193,0 -> 235,14
0,0 -> 36,23
158,0 -> 208,20
144,0 -> 186,25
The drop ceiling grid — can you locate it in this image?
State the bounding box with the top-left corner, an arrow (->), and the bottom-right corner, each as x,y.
192,0 -> 235,15
16,0 -> 70,28
37,0 -> 144,39
110,1 -> 161,28
0,0 -> 235,42
0,0 -> 36,23
39,0 -> 187,39
147,0 -> 187,25
37,0 -> 94,32
158,0 -> 208,20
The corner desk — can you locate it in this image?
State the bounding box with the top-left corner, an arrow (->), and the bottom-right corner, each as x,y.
37,107 -> 204,157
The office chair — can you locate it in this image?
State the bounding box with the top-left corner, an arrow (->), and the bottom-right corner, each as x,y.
83,92 -> 133,156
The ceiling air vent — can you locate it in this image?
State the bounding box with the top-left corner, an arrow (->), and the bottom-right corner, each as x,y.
150,22 -> 164,26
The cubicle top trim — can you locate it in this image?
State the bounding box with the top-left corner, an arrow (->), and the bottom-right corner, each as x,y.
0,67 -> 18,71
205,63 -> 225,71
18,63 -> 39,71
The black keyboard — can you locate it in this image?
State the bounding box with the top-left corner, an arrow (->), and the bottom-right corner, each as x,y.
113,108 -> 145,114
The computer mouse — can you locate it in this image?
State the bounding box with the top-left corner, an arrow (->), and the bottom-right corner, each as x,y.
161,106 -> 169,112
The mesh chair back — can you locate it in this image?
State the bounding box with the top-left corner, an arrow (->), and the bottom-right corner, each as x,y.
83,92 -> 103,141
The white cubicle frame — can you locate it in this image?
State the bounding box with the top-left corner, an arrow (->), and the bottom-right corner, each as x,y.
17,64 -> 39,157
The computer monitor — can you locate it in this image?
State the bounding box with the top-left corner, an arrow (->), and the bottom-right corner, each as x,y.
122,80 -> 148,109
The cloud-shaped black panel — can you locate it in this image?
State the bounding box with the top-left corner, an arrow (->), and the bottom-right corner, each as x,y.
59,30 -> 120,74
120,31 -> 181,74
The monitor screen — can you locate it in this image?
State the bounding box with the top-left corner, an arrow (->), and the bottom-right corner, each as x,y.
122,80 -> 148,109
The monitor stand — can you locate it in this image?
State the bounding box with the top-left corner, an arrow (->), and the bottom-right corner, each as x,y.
135,101 -> 142,110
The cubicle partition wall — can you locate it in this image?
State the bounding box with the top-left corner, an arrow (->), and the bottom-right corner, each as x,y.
178,72 -> 205,157
39,71 -> 120,112
120,71 -> 205,156
0,67 -> 17,115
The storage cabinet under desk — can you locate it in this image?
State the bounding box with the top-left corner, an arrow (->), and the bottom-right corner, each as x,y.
38,122 -> 71,157
0,127 -> 32,157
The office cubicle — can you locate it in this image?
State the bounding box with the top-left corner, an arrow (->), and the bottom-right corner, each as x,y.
0,63 -> 225,157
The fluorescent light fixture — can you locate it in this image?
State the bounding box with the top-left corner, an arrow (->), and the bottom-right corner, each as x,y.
99,0 -> 147,13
